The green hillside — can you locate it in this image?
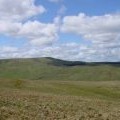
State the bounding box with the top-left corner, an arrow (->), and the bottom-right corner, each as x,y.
0,57 -> 120,81
0,57 -> 120,119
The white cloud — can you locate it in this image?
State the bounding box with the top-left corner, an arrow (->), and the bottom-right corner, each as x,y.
0,43 -> 83,60
61,13 -> 120,61
0,0 -> 120,61
0,46 -> 18,53
0,0 -> 58,46
0,20 -> 58,46
0,0 -> 46,21
62,13 -> 120,44
0,46 -> 18,59
1,42 -> 120,61
18,21 -> 58,46
0,20 -> 21,36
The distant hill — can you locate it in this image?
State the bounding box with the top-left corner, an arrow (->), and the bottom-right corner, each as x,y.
0,57 -> 120,81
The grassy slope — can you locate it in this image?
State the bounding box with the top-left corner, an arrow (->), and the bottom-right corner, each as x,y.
1,79 -> 120,101
0,79 -> 120,119
0,58 -> 120,119
0,57 -> 120,81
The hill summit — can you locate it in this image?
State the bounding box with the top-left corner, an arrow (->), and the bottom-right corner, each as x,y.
0,57 -> 120,81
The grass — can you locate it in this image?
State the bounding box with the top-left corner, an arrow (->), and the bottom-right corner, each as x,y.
1,79 -> 120,101
0,58 -> 120,119
0,58 -> 120,81
0,79 -> 120,119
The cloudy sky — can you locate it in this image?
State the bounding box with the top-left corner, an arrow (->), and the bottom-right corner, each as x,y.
0,0 -> 120,61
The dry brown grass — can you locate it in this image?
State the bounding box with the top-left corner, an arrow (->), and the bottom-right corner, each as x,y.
0,89 -> 120,120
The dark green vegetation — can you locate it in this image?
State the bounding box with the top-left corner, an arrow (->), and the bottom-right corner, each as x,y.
0,58 -> 120,119
0,57 -> 120,81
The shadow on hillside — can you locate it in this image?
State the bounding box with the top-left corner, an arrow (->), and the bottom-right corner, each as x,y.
46,57 -> 120,67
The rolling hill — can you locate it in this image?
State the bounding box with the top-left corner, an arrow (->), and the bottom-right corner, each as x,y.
0,57 -> 120,81
0,57 -> 120,119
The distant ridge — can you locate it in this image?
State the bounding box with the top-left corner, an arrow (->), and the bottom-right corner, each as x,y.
0,57 -> 120,67
44,57 -> 120,67
0,57 -> 120,81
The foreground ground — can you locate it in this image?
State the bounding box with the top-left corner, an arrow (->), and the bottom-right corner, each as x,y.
0,79 -> 120,120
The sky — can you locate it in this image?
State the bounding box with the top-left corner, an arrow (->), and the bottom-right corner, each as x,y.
0,0 -> 120,61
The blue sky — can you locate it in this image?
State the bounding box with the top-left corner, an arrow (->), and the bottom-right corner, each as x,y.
0,0 -> 120,61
